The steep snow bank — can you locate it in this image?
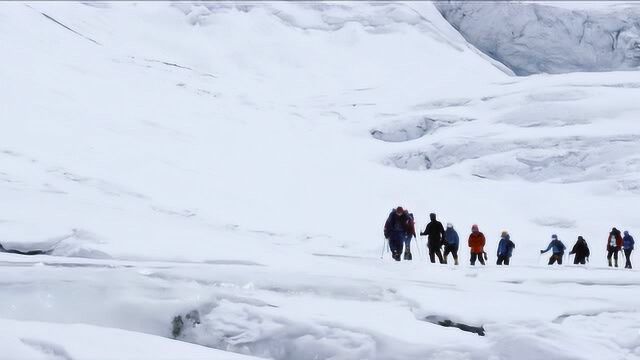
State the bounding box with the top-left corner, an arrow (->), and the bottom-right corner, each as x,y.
436,1 -> 640,75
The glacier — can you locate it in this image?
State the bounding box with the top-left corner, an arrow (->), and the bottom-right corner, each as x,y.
436,0 -> 640,75
1,1 -> 640,359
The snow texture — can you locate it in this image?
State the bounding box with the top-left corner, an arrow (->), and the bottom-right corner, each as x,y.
1,1 -> 640,359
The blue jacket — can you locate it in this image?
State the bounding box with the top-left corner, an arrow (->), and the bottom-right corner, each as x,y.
623,234 -> 634,250
542,239 -> 566,254
445,228 -> 459,246
497,236 -> 515,257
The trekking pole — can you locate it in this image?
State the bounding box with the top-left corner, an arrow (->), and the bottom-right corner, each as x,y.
415,236 -> 422,259
380,237 -> 387,259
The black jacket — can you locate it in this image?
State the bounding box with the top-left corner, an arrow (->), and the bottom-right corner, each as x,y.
570,239 -> 590,258
420,215 -> 446,247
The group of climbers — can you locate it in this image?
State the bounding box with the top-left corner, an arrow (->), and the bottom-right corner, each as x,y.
384,207 -> 515,266
383,207 -> 634,269
606,228 -> 634,269
538,228 -> 634,268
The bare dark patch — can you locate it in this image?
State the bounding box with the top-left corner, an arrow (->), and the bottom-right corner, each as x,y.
423,315 -> 485,336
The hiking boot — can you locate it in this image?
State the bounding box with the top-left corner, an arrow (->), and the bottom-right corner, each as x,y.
454,258 -> 459,266
404,251 -> 412,261
608,259 -> 612,267
443,257 -> 448,264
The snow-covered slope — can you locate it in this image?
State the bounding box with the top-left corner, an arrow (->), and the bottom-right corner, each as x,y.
1,0 -> 512,261
2,1 -> 640,359
1,318 -> 259,360
436,1 -> 640,75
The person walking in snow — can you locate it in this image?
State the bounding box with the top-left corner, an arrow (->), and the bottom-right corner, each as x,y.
541,234 -> 566,265
606,227 -> 623,267
623,230 -> 634,269
443,223 -> 460,265
420,213 -> 446,264
496,231 -> 515,265
468,224 -> 486,266
569,236 -> 590,265
384,207 -> 413,261
403,210 -> 417,261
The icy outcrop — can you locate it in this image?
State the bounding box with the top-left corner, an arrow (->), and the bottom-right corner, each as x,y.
370,117 -> 437,142
436,1 -> 640,75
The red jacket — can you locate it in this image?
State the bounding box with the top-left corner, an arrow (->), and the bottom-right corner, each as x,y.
468,232 -> 486,254
606,232 -> 623,249
407,217 -> 416,238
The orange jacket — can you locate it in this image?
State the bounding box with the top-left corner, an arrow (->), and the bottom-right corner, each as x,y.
468,232 -> 486,254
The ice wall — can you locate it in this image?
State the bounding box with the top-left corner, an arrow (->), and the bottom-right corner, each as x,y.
436,1 -> 640,75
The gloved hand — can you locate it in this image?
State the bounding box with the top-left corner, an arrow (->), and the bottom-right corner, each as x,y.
540,250 -> 544,254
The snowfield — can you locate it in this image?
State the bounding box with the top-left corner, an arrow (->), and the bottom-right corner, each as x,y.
1,1 -> 640,359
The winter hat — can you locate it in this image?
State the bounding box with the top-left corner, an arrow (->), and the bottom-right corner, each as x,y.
446,223 -> 453,229
578,236 -> 585,241
501,230 -> 509,237
624,230 -> 629,236
396,206 -> 404,213
471,224 -> 479,232
551,234 -> 558,240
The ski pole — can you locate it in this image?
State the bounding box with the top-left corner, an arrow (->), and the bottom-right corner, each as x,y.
415,236 -> 422,259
